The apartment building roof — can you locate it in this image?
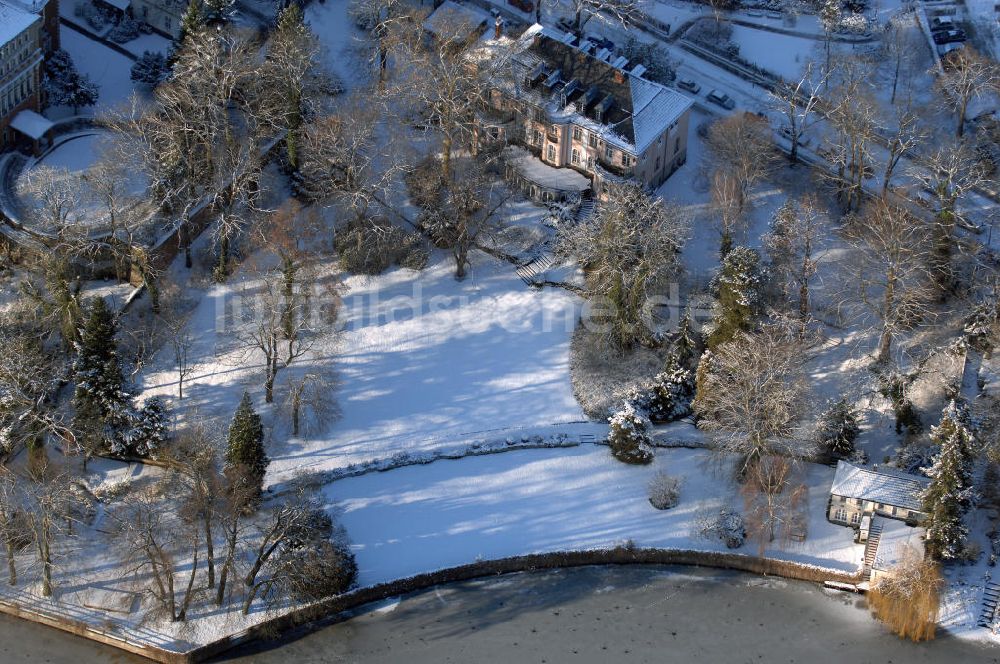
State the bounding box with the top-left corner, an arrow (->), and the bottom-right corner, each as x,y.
506,25 -> 692,154
0,0 -> 39,48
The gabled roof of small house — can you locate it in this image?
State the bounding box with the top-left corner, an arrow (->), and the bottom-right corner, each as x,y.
830,461 -> 930,512
423,0 -> 488,41
505,25 -> 692,154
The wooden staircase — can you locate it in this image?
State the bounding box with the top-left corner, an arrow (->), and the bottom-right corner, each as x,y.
515,253 -> 555,287
862,520 -> 883,578
978,582 -> 1000,629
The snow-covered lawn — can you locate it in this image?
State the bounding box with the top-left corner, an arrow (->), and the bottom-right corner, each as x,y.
730,24 -> 819,80
140,251 -> 587,484
325,445 -> 864,586
60,27 -> 137,110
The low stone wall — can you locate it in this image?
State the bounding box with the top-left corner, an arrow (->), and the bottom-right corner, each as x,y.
0,547 -> 865,663
185,547 -> 865,663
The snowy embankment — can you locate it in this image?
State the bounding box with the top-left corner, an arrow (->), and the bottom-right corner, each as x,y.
325,445 -> 863,587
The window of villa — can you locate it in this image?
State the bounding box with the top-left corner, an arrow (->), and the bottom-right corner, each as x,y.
850,512 -> 860,524
655,156 -> 661,171
604,146 -> 613,161
571,149 -> 580,165
589,134 -> 597,148
547,144 -> 555,161
834,509 -> 847,522
622,154 -> 632,167
586,156 -> 594,170
674,136 -> 680,154
573,127 -> 582,141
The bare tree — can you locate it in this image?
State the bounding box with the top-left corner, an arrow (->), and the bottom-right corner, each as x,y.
710,170 -> 746,257
284,370 -> 340,438
935,48 -> 995,139
239,491 -> 333,615
841,198 -> 934,364
558,181 -> 689,349
168,424 -> 224,589
567,0 -> 645,31
114,485 -> 200,621
23,473 -> 73,597
741,455 -> 808,553
693,327 -> 811,479
0,470 -> 24,586
769,62 -> 826,164
704,114 -> 776,221
824,58 -> 879,211
417,159 -> 512,279
0,324 -> 67,455
235,271 -> 317,403
763,194 -> 825,321
397,23 -> 497,181
908,140 -> 989,295
16,166 -> 88,237
881,12 -> 921,106
348,0 -> 420,90
881,107 -> 926,195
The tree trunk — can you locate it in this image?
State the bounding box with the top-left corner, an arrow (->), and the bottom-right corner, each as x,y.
6,540 -> 15,586
215,521 -> 238,606
203,512 -> 215,589
176,548 -> 198,622
40,520 -> 52,597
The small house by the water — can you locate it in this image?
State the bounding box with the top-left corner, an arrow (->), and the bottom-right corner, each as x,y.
828,461 -> 930,536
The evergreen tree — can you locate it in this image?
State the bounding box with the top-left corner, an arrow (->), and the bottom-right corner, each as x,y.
167,0 -> 205,65
674,307 -> 697,369
817,397 -> 861,459
608,401 -> 654,464
121,397 -> 169,457
43,50 -> 99,113
647,354 -> 694,424
706,247 -> 764,349
691,349 -> 717,422
203,0 -> 234,26
922,401 -> 976,560
130,51 -> 170,89
269,3 -> 315,172
73,298 -> 131,456
225,392 -> 268,495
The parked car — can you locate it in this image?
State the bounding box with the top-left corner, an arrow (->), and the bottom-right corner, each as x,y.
557,17 -> 576,33
933,29 -> 966,44
707,89 -> 735,110
938,42 -> 965,58
931,15 -> 956,30
677,77 -> 701,94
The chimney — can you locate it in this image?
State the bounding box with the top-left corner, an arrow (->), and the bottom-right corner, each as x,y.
494,16 -> 503,39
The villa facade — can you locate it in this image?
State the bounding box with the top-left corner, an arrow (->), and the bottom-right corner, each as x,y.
482,24 -> 693,200
828,461 -> 930,529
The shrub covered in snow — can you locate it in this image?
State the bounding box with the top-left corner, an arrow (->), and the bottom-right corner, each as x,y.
335,217 -> 425,275
74,1 -> 107,30
648,472 -> 681,510
608,401 -> 654,464
282,539 -> 358,601
695,506 -> 746,549
108,16 -> 140,43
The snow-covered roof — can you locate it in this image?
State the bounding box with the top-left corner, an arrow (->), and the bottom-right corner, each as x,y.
502,24 -> 692,155
505,147 -> 590,192
830,461 -> 930,512
423,0 -> 488,40
0,0 -> 39,48
9,109 -> 52,140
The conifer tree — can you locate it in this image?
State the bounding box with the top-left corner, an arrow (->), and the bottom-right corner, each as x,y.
225,392 -> 268,496
269,3 -> 314,171
73,298 -> 131,458
674,307 -> 697,369
817,397 -> 861,459
608,402 -> 654,464
706,247 -> 765,349
922,401 -> 975,560
647,354 -> 694,424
